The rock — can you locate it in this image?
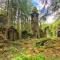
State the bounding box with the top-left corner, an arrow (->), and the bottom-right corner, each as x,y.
36,40 -> 48,46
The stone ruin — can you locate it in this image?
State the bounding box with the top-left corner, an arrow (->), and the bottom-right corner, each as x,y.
57,24 -> 60,37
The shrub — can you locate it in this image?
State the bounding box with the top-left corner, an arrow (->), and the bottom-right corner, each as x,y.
21,30 -> 33,39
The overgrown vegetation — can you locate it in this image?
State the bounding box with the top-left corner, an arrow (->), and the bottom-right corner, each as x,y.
0,0 -> 60,60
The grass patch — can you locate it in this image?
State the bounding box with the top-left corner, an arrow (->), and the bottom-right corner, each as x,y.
11,53 -> 45,60
11,52 -> 60,60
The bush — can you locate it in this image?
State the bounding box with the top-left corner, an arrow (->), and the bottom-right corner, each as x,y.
21,30 -> 33,39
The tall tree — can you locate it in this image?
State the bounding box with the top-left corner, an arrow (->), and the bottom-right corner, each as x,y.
6,0 -> 32,38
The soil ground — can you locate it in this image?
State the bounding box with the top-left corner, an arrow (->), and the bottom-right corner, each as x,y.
0,38 -> 60,60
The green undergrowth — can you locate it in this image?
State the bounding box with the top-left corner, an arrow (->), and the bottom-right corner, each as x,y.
11,53 -> 45,60
11,53 -> 60,60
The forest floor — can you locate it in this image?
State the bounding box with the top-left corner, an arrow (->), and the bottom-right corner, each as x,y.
0,38 -> 60,60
